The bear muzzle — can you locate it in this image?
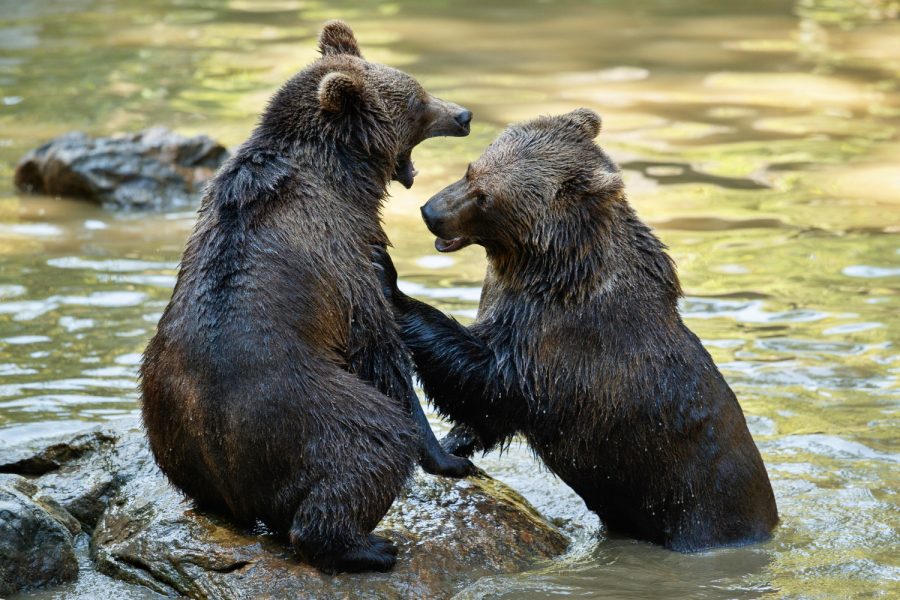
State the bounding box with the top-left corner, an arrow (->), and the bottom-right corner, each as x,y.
424,96 -> 472,138
392,99 -> 470,189
421,188 -> 473,253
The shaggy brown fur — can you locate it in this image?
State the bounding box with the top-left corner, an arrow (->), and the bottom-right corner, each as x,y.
141,21 -> 474,574
375,109 -> 778,552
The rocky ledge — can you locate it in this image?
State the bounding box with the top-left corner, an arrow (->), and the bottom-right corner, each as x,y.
0,419 -> 568,599
13,128 -> 229,210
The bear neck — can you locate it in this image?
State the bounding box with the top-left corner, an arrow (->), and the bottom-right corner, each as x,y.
487,194 -> 682,308
253,126 -> 395,213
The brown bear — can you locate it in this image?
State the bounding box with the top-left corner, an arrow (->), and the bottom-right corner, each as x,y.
373,108 -> 779,552
140,21 -> 475,574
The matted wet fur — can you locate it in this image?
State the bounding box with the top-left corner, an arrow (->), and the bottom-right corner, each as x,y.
375,109 -> 778,552
141,20 -> 475,574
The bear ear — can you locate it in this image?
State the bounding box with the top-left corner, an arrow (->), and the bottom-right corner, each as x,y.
588,168 -> 625,197
318,71 -> 365,113
562,108 -> 602,138
318,20 -> 362,58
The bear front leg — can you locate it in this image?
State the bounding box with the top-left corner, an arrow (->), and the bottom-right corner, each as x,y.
440,422 -> 483,458
348,335 -> 475,477
350,247 -> 475,478
396,299 -> 517,452
404,383 -> 478,477
372,246 -> 518,451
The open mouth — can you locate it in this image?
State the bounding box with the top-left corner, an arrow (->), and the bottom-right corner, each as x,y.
392,150 -> 418,189
434,237 -> 469,253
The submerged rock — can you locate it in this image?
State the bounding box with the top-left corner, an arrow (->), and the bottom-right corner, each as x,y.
1,420 -> 568,599
13,128 -> 228,210
0,474 -> 79,595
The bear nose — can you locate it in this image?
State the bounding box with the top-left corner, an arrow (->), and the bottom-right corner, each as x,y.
420,204 -> 436,229
420,204 -> 433,227
455,110 -> 472,128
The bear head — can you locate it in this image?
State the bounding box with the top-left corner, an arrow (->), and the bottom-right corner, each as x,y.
420,109 -> 623,254
260,20 -> 471,189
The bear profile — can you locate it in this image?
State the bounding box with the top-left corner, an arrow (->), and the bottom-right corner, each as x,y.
375,109 -> 778,551
141,21 -> 474,573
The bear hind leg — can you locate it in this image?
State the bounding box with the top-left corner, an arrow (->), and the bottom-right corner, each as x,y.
287,451 -> 407,574
289,502 -> 397,574
367,533 -> 399,557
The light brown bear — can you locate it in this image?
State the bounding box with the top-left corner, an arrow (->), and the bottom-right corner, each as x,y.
375,109 -> 778,552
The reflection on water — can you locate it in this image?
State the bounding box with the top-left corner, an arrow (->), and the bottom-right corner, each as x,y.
1,0 -> 898,598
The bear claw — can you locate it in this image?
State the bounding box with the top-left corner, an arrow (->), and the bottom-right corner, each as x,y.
320,540 -> 398,574
421,452 -> 479,478
368,533 -> 399,557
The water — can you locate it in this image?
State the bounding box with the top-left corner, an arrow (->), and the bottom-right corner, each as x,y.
1,0 -> 898,598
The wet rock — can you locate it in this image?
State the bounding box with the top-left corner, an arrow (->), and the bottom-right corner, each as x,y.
0,474 -> 79,595
92,465 -> 568,599
14,128 -> 229,210
92,473 -> 567,599
38,431 -> 147,533
3,420 -> 567,599
0,426 -> 133,532
0,428 -> 117,476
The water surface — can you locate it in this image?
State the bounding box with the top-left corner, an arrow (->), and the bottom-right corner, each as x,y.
1,1 -> 898,598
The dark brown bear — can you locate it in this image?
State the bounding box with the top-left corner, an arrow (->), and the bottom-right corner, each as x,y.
374,109 -> 779,552
140,21 -> 475,574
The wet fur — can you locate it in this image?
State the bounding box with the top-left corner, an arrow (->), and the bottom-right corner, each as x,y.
141,21 -> 472,574
377,110 -> 778,551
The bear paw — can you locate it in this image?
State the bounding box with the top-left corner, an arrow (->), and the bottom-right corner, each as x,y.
421,451 -> 479,478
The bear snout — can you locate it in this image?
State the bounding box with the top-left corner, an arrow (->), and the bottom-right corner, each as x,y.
421,203 -> 442,232
455,109 -> 473,132
425,97 -> 472,138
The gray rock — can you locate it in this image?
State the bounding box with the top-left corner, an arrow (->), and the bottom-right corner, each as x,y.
2,420 -> 569,599
0,425 -> 133,532
0,474 -> 79,595
91,467 -> 568,599
14,128 -> 228,210
0,428 -> 117,476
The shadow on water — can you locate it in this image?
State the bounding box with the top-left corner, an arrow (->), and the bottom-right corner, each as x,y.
1,0 -> 899,598
621,160 -> 770,190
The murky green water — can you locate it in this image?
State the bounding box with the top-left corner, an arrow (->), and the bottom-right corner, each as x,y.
1,0 -> 898,598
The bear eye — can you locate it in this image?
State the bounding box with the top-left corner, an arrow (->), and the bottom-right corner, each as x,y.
475,193 -> 488,209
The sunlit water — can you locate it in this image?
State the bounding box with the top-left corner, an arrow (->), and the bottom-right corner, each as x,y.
1,1 -> 898,598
